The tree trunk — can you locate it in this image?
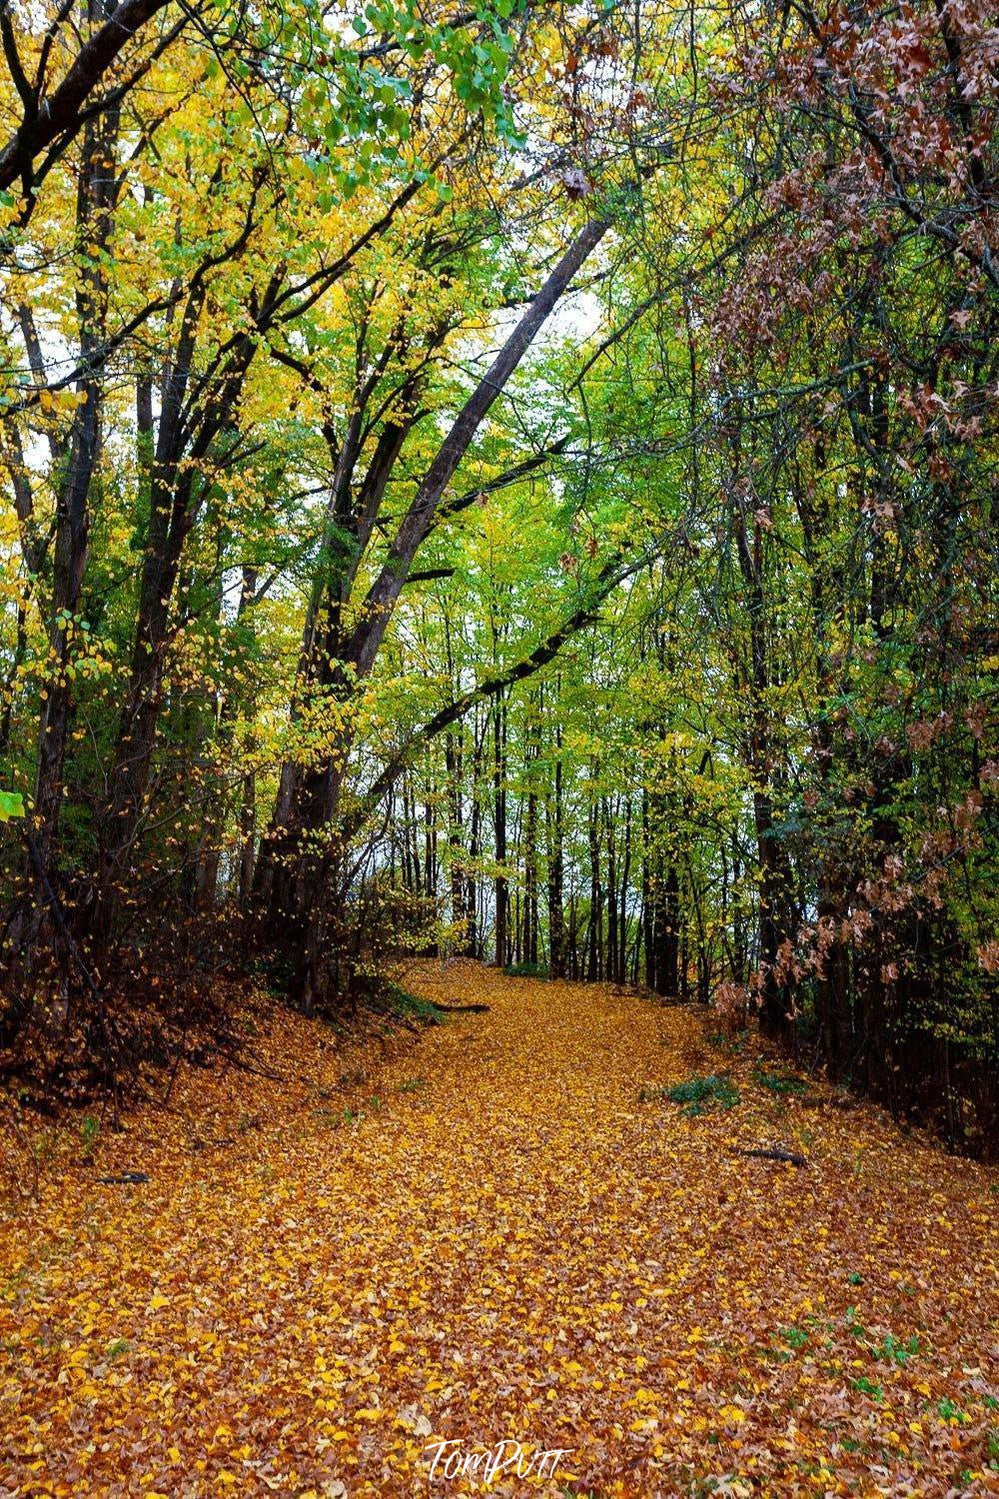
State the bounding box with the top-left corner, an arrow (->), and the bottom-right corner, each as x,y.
546,719 -> 566,979
5,49 -> 119,1018
493,698 -> 508,967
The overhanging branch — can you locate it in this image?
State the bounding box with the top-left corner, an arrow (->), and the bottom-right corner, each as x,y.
342,546 -> 652,842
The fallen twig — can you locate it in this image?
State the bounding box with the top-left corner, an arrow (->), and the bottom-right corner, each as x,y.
729,1146 -> 808,1167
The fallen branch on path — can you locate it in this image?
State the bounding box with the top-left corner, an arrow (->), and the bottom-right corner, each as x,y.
729,1146 -> 808,1167
432,1002 -> 490,1014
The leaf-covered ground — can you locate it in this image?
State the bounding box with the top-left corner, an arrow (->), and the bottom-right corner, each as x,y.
2,962 -> 998,1496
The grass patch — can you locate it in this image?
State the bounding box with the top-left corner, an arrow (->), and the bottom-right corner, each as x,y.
753,1067 -> 807,1095
851,1376 -> 883,1401
503,962 -> 550,980
382,985 -> 446,1026
875,1332 -> 921,1366
706,1030 -> 748,1056
665,1073 -> 741,1116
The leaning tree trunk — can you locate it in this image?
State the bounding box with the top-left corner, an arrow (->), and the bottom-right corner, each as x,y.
274,216 -> 612,1007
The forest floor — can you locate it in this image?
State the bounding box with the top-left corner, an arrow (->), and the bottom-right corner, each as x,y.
1,961 -> 998,1498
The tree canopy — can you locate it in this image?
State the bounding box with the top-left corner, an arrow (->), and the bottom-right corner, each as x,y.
2,0 -> 998,1152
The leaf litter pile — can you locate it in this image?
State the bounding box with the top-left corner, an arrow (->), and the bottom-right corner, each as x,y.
2,962 -> 998,1496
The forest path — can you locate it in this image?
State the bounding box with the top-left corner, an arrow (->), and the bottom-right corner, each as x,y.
2,961 -> 998,1496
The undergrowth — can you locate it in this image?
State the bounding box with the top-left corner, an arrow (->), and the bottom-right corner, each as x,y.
376,985 -> 446,1026
663,1073 -> 741,1116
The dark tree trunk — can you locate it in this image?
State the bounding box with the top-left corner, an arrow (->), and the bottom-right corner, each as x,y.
493,698 -> 508,967
586,784 -> 602,982
4,50 -> 120,1021
546,719 -> 566,979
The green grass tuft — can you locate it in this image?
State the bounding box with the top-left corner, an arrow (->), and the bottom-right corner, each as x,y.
383,985 -> 447,1025
753,1067 -> 807,1095
665,1073 -> 741,1116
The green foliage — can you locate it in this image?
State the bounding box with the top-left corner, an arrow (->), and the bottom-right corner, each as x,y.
383,986 -> 446,1027
80,1116 -> 100,1159
1,0 -> 996,1167
0,791 -> 24,822
665,1074 -> 741,1116
636,1075 -> 743,1114
844,1308 -> 866,1340
851,1377 -> 883,1401
875,1333 -> 921,1367
753,1068 -> 806,1096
